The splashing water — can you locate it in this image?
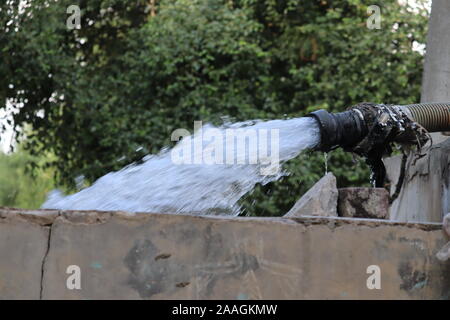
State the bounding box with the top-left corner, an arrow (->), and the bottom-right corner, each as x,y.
42,117 -> 320,215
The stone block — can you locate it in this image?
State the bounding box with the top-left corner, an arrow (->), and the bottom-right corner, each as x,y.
284,173 -> 338,217
338,188 -> 389,219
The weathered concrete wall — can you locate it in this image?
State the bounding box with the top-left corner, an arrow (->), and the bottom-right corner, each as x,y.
385,0 -> 450,223
386,139 -> 450,223
0,208 -> 448,300
0,210 -> 51,299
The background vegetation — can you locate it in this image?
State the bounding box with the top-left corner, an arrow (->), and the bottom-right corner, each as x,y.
0,0 -> 429,215
0,149 -> 56,209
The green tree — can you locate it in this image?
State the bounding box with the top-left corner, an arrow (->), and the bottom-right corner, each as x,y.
1,0 -> 429,214
0,149 -> 56,209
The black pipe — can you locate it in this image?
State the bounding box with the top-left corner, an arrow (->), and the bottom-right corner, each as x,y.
307,109 -> 368,152
306,102 -> 450,187
309,103 -> 450,152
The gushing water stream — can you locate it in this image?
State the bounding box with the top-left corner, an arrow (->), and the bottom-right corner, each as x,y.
42,117 -> 320,215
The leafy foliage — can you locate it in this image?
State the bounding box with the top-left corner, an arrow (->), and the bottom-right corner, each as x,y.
0,149 -> 56,209
1,0 -> 429,214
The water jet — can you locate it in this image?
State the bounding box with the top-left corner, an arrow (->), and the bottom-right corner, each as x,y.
40,102 -> 450,215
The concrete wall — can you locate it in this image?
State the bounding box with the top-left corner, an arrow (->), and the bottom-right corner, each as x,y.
0,208 -> 448,300
386,139 -> 450,223
385,0 -> 450,223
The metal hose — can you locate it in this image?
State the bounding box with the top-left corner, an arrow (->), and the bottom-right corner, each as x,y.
400,103 -> 450,132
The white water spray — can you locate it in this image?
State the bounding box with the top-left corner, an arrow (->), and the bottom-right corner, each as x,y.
42,117 -> 320,215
